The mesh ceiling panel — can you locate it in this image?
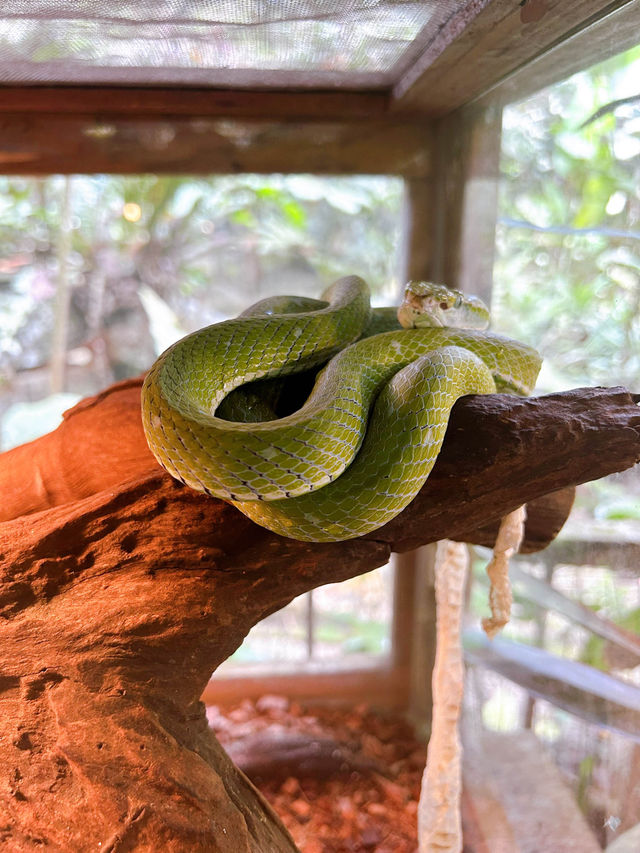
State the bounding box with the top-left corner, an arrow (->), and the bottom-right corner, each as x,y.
0,1 -> 469,88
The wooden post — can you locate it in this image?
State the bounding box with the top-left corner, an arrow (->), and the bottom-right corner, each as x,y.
431,104 -> 503,304
397,169 -> 439,727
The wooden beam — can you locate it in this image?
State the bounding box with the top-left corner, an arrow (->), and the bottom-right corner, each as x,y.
475,0 -> 640,110
393,0 -> 635,115
0,0 -> 634,133
395,162 -> 437,726
204,664 -> 409,711
402,544 -> 438,731
0,86 -> 390,121
0,114 -> 433,176
541,531 -> 640,576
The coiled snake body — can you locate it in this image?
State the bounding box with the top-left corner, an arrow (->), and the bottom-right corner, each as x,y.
141,277 -> 541,542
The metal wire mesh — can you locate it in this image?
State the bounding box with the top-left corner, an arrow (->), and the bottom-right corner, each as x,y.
0,1 -> 468,87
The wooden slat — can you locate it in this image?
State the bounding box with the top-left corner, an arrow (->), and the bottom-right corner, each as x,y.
391,554 -> 417,671
394,177 -> 439,727
393,0 -> 634,114
542,524 -> 640,577
203,663 -> 409,711
509,563 -> 640,659
0,114 -> 432,176
0,86 -> 390,120
464,630 -> 640,741
463,729 -> 602,853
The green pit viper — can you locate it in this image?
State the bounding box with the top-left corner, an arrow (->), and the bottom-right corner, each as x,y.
141,276 -> 541,542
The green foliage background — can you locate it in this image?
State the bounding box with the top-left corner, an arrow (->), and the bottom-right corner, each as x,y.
492,45 -> 640,391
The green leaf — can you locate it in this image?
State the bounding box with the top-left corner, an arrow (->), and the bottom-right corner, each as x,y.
231,209 -> 255,227
282,201 -> 307,228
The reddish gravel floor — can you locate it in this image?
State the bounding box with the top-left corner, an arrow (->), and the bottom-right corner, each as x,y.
207,696 -> 425,852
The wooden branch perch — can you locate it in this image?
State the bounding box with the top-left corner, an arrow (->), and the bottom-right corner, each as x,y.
0,379 -> 637,851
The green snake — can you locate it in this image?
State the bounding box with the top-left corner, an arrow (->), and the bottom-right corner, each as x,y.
141,277 -> 541,542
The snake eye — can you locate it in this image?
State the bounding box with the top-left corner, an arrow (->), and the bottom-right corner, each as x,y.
439,301 -> 449,310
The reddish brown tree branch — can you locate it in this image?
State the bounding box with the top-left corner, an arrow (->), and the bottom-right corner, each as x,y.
0,381 -> 637,851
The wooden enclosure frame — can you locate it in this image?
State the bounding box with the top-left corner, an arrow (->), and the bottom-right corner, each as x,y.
1,0 -> 638,717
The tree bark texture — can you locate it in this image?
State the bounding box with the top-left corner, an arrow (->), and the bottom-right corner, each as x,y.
0,379 -> 638,851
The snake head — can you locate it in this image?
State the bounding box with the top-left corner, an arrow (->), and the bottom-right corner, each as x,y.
397,281 -> 490,331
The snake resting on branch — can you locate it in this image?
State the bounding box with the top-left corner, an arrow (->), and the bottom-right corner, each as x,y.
141,276 -> 541,542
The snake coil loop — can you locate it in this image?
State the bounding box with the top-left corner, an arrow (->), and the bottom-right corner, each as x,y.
142,277 -> 541,542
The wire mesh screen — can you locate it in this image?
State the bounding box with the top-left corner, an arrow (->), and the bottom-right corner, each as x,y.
0,1 -> 468,88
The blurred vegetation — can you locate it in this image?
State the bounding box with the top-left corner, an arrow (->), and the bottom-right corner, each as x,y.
0,174 -> 403,445
0,173 -> 403,371
493,44 -> 640,392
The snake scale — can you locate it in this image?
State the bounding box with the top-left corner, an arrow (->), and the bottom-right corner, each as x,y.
141,276 -> 541,542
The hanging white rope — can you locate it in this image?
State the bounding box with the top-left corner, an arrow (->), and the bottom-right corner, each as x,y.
418,506 -> 527,852
418,538 -> 468,853
482,505 -> 526,639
